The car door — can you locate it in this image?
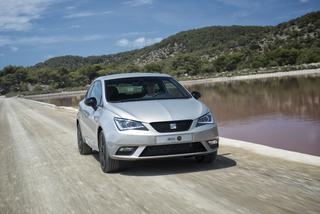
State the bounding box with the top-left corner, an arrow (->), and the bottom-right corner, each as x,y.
79,82 -> 95,145
83,80 -> 103,150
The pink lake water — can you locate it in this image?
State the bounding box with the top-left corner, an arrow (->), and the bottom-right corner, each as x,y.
188,76 -> 320,156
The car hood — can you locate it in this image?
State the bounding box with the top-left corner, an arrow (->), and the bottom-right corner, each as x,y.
107,98 -> 208,123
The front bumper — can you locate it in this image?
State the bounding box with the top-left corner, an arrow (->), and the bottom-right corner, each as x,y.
107,124 -> 219,160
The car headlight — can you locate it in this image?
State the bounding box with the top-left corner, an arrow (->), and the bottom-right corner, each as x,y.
114,117 -> 148,131
196,112 -> 214,127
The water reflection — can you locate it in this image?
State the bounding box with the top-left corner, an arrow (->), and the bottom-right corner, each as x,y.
187,76 -> 320,156
188,76 -> 320,123
37,95 -> 84,107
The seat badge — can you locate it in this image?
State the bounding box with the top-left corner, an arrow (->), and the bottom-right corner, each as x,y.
170,123 -> 177,129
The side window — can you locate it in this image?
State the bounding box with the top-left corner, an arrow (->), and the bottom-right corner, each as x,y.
85,84 -> 94,99
91,81 -> 102,106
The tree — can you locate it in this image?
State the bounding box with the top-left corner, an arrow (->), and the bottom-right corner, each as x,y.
169,54 -> 202,75
144,63 -> 162,72
297,48 -> 320,64
77,64 -> 102,83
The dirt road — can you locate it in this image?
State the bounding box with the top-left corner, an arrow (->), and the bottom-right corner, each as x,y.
0,98 -> 319,214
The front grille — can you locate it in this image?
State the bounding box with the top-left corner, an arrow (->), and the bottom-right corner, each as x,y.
140,142 -> 206,157
150,120 -> 193,133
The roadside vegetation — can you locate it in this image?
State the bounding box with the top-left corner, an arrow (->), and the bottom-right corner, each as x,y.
1,11 -> 319,96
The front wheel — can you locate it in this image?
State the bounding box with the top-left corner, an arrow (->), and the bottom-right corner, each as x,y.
195,151 -> 217,163
98,131 -> 121,173
77,123 -> 92,155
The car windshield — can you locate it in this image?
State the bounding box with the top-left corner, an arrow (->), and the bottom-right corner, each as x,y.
105,76 -> 191,102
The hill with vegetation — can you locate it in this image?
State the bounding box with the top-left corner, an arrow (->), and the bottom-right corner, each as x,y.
1,11 -> 320,95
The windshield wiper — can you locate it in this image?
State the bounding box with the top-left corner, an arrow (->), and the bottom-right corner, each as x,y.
116,98 -> 142,102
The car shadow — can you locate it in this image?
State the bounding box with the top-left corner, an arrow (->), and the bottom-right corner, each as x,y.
92,153 -> 236,176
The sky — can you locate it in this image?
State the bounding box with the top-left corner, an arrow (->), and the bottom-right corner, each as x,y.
0,0 -> 319,68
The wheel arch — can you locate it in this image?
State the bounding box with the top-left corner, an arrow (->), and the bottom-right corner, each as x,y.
97,126 -> 103,143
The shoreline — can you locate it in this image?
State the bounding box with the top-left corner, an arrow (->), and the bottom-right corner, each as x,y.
220,137 -> 320,167
22,68 -> 320,99
180,68 -> 320,86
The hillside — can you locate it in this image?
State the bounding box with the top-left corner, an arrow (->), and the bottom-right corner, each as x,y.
34,11 -> 320,70
34,26 -> 271,69
1,11 -> 320,95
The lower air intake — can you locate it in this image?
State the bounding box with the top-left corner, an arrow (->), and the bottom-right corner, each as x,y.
140,142 -> 206,157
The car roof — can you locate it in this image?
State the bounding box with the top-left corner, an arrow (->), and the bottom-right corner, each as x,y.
96,72 -> 171,81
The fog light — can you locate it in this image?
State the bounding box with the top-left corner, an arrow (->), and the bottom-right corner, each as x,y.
208,139 -> 218,145
116,146 -> 138,155
207,139 -> 219,149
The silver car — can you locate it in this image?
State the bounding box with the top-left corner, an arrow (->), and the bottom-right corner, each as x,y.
76,73 -> 219,173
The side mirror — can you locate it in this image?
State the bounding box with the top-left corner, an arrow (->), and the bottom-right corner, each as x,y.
191,91 -> 201,100
84,97 -> 97,110
191,91 -> 201,99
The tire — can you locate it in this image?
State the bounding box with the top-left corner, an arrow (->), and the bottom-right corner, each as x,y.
98,131 -> 120,173
195,151 -> 217,163
77,123 -> 92,155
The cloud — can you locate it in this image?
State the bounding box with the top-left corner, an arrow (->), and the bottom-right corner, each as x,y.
214,0 -> 261,11
65,6 -> 76,10
45,54 -> 54,60
0,36 -> 10,46
123,0 -> 153,7
215,0 -> 255,8
0,34 -> 106,47
120,31 -> 158,37
133,37 -> 147,46
64,11 -> 111,18
0,0 -> 53,31
215,0 -> 261,18
300,0 -> 308,3
38,24 -> 81,31
116,38 -> 130,47
10,46 -> 19,52
116,37 -> 162,48
70,25 -> 81,29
